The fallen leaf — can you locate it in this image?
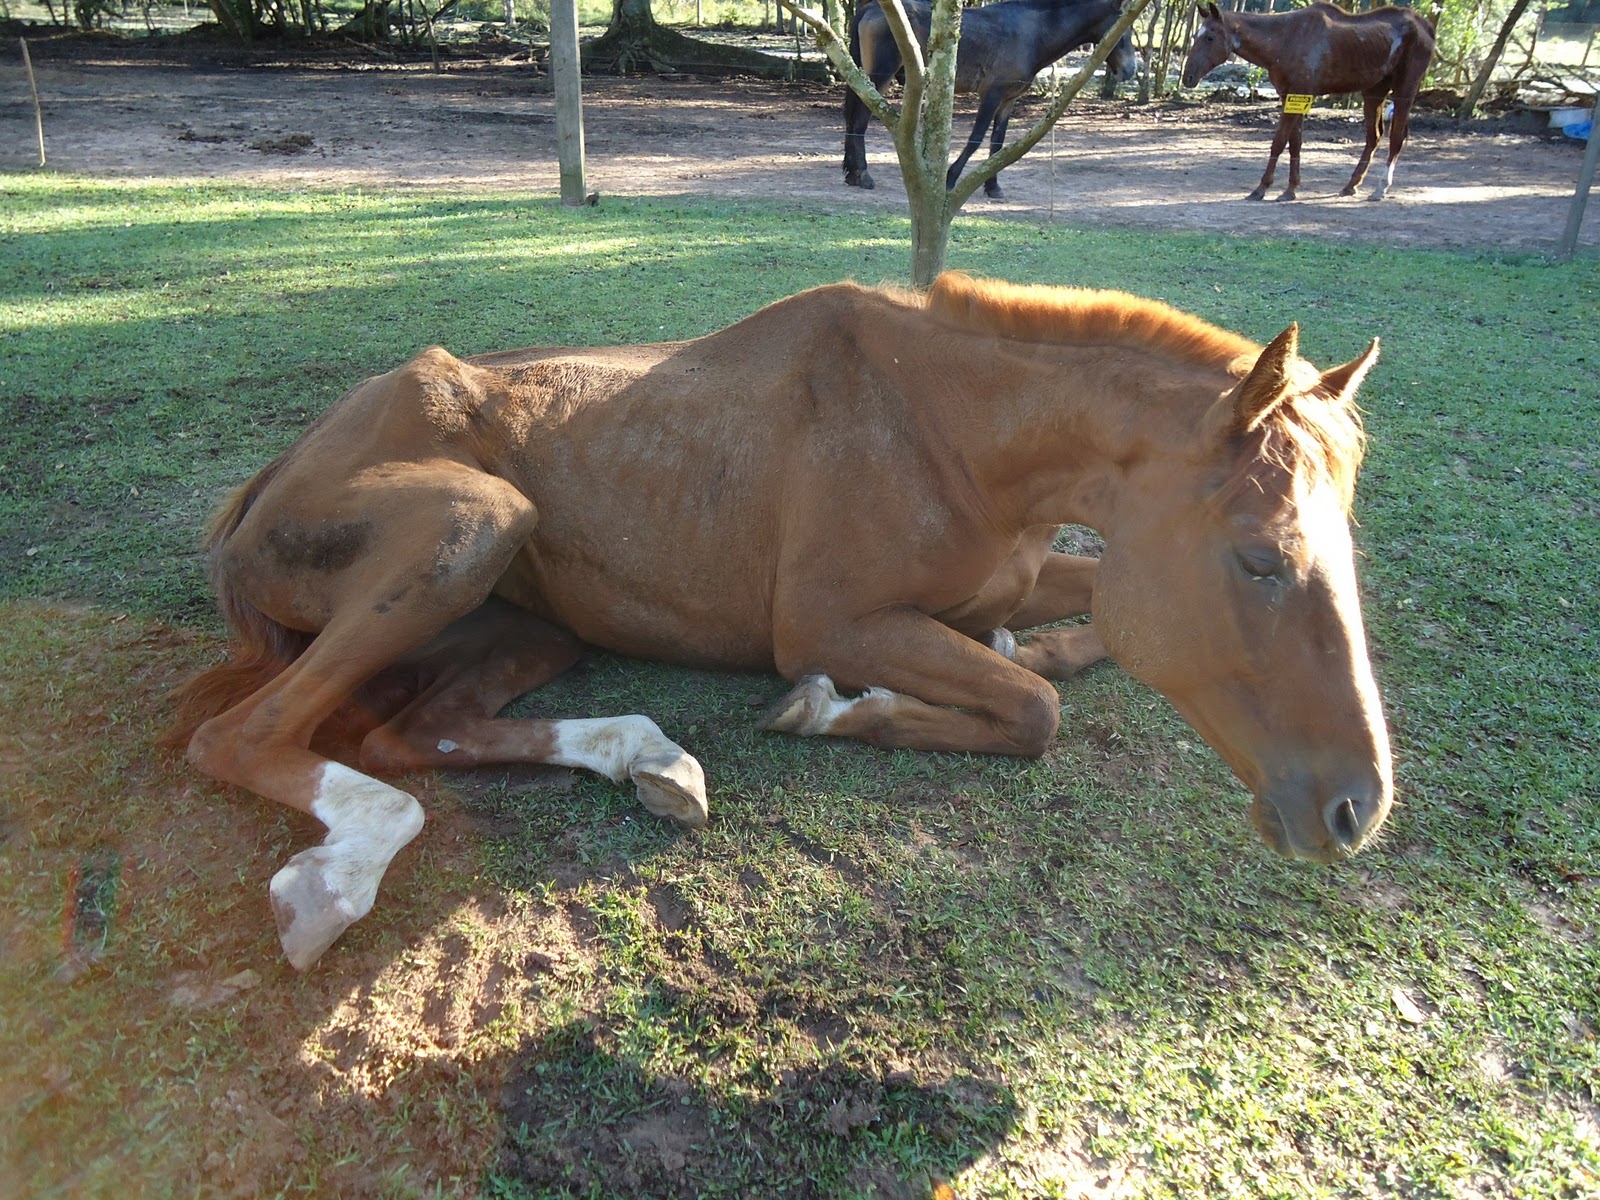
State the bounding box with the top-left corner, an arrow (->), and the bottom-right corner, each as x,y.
1392,986 -> 1428,1024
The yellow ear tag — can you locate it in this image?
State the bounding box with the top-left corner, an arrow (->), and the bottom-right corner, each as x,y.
1282,93 -> 1315,115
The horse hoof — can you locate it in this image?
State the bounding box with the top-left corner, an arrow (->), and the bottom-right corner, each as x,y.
269,849 -> 362,971
758,674 -> 842,737
1339,185 -> 1358,197
1246,189 -> 1267,201
985,185 -> 1005,201
1274,190 -> 1298,202
858,173 -> 875,191
1366,190 -> 1387,202
631,750 -> 709,829
982,628 -> 1017,660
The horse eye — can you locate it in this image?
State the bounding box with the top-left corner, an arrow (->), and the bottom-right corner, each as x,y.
1238,551 -> 1284,583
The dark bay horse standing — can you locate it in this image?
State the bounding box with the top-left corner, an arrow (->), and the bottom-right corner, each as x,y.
171,273 -> 1393,972
843,0 -> 1138,198
1182,2 -> 1436,201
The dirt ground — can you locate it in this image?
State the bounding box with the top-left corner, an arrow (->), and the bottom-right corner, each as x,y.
4,32 -> 1598,252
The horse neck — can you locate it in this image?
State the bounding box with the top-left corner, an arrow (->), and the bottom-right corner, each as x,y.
1032,0 -> 1117,70
1224,11 -> 1287,74
941,347 -> 1225,532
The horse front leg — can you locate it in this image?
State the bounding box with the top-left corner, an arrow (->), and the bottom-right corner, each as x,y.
1279,113 -> 1305,200
1249,110 -> 1299,200
1000,552 -> 1108,682
978,98 -> 1022,199
358,598 -> 707,827
1342,92 -> 1384,197
947,90 -> 1007,193
761,608 -> 1062,756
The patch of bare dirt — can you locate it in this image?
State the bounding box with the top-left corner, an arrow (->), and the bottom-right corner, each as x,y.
3,30 -> 1596,251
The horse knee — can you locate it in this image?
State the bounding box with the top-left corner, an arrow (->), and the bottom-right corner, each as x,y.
1000,686 -> 1060,756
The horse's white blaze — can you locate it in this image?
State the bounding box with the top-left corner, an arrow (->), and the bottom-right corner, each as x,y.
1299,478 -> 1391,776
548,714 -> 693,782
304,762 -> 426,919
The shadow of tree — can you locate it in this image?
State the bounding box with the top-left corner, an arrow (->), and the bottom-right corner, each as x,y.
491,1020 -> 1016,1198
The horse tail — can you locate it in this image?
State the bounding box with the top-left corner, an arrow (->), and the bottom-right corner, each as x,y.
162,456 -> 313,750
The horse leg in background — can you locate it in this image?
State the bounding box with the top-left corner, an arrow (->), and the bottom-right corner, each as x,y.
762,608 -> 1062,755
843,83 -> 875,189
1280,112 -> 1305,200
1369,75 -> 1423,200
946,89 -> 1010,193
1248,109 -> 1300,200
359,598 -> 707,827
979,551 -> 1106,681
976,96 -> 1024,199
1342,91 -> 1385,197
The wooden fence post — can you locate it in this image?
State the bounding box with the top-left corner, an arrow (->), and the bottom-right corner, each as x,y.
550,0 -> 592,206
22,39 -> 46,168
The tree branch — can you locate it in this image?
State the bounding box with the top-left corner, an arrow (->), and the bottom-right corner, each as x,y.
778,0 -> 899,130
950,0 -> 1155,209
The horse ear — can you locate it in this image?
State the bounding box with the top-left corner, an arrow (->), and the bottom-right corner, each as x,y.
1318,338 -> 1380,403
1200,1 -> 1221,19
1233,324 -> 1299,434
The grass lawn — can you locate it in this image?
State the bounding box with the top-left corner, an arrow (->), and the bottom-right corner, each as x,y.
1,176 -> 1596,1198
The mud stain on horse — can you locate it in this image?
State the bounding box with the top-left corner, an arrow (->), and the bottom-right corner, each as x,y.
264,520 -> 372,572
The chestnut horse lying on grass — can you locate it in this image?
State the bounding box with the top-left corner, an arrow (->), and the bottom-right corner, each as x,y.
1182,2 -> 1436,201
171,273 -> 1393,971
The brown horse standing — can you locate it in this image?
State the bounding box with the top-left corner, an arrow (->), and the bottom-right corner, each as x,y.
171,274 -> 1394,971
1182,2 -> 1436,201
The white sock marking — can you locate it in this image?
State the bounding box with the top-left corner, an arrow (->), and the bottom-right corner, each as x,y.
303,762 -> 426,921
548,715 -> 683,782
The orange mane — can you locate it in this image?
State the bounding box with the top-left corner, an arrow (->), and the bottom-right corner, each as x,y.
920,272 -> 1367,509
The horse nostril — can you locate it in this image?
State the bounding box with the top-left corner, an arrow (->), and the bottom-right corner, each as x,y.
1324,793 -> 1377,852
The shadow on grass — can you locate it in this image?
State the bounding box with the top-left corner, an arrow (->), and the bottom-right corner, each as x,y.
490,1022 -> 1016,1198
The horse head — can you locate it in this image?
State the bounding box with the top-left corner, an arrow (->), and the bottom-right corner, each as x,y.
1105,25 -> 1139,84
1086,325 -> 1392,862
1181,1 -> 1236,88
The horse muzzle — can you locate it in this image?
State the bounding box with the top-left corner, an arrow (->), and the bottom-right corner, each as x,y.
1251,777 -> 1391,863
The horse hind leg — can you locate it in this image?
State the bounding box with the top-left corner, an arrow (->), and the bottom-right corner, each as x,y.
1343,92 -> 1385,197
358,597 -> 707,827
1370,89 -> 1419,201
843,87 -> 874,189
188,460 -> 544,969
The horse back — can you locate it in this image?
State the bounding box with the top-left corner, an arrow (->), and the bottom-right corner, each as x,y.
476,285 -> 1006,665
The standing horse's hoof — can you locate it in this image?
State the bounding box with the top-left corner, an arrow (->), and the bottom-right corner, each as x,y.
984,183 -> 1005,200
1274,190 -> 1298,202
1246,188 -> 1268,201
1339,185 -> 1358,197
631,749 -> 709,829
845,171 -> 876,191
269,848 -> 364,971
1366,188 -> 1388,202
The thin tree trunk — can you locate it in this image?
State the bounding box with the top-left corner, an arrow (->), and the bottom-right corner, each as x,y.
1458,0 -> 1532,118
